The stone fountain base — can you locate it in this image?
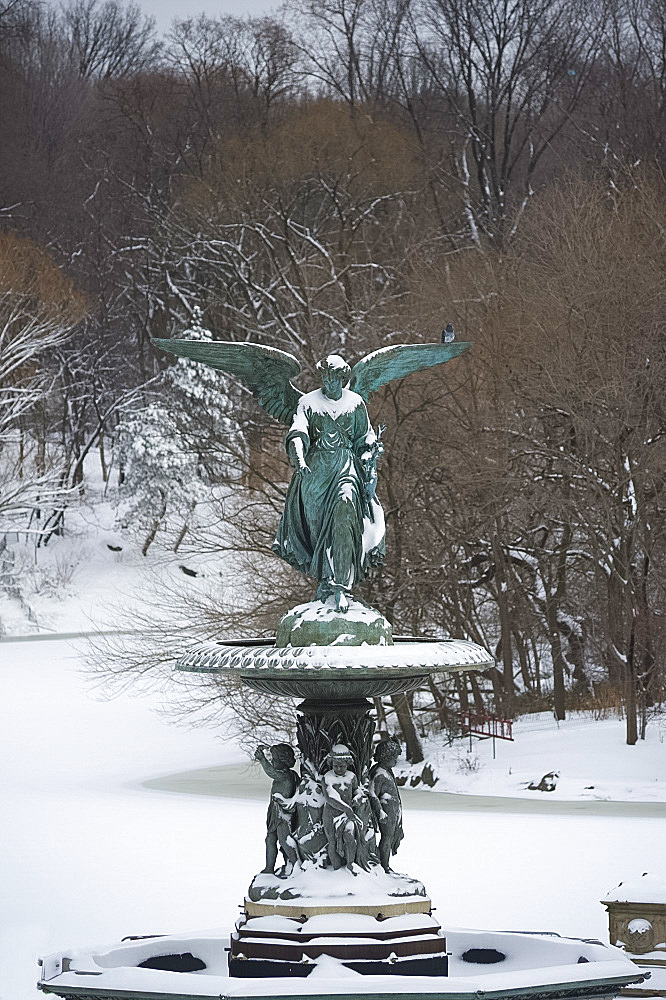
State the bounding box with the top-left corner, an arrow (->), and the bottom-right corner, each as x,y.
229,910 -> 447,978
38,925 -> 650,996
237,865 -> 438,975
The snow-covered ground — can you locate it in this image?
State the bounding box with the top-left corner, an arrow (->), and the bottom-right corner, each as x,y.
396,711 -> 666,803
2,639 -> 666,1000
0,524 -> 227,643
0,458 -> 231,639
1,639 -> 246,999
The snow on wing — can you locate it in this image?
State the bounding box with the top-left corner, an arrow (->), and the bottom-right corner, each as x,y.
151,338 -> 303,425
349,341 -> 472,402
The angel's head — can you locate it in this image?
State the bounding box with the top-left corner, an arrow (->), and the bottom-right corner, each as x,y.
316,354 -> 351,400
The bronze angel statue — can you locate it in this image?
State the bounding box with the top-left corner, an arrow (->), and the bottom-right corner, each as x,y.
152,336 -> 470,612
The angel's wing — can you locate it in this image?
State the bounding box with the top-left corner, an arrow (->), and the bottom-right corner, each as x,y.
349,342 -> 471,402
152,338 -> 303,425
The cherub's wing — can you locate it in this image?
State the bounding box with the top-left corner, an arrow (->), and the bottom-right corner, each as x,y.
349,342 -> 471,402
152,338 -> 302,425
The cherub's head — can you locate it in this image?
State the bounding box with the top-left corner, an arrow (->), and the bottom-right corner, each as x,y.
374,736 -> 401,769
271,743 -> 296,769
316,355 -> 351,401
328,742 -> 354,775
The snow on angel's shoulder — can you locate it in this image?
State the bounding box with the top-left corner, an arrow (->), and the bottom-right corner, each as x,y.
298,387 -> 364,416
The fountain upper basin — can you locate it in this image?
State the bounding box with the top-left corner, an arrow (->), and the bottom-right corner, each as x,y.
176,636 -> 494,699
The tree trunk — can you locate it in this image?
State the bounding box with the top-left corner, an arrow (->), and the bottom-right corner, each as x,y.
428,676 -> 451,730
492,531 -> 514,714
391,693 -> 424,764
373,697 -> 388,738
513,628 -> 533,692
469,671 -> 486,714
142,497 -> 167,557
531,636 -> 542,695
99,431 -> 108,483
173,522 -> 189,553
625,618 -> 638,745
455,672 -> 469,716
546,603 -> 567,721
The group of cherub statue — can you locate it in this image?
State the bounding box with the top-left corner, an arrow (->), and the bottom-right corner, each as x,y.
254,737 -> 404,876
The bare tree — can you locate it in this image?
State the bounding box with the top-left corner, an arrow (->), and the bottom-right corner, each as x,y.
0,232 -> 84,531
407,0 -> 608,242
61,0 -> 160,79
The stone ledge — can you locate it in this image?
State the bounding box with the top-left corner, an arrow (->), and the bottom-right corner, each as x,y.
244,896 -> 432,918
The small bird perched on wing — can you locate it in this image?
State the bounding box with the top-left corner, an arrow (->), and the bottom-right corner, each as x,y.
442,323 -> 455,343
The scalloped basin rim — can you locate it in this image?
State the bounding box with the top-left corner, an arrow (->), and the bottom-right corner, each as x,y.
175,638 -> 494,676
206,635 -> 469,647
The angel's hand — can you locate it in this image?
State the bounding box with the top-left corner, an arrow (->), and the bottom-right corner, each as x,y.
298,464 -> 312,476
289,437 -> 311,475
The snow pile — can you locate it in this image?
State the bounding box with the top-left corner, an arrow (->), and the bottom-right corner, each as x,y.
605,873 -> 666,904
249,864 -> 425,906
286,597 -> 384,626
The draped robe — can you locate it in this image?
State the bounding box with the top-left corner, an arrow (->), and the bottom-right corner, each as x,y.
273,388 -> 385,588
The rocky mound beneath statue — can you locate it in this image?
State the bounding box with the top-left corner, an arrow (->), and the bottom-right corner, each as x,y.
247,863 -> 427,913
276,597 -> 393,647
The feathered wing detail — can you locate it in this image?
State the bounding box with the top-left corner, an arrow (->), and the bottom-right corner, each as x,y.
349,342 -> 472,402
152,339 -> 303,425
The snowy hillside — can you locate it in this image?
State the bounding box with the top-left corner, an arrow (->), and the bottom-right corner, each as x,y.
0,458 -> 231,639
395,712 -> 666,804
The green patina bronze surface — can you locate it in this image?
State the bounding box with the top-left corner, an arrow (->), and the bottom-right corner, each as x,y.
152,336 -> 470,616
276,598 -> 393,647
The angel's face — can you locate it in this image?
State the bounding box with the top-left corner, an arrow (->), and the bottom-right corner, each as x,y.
321,370 -> 344,400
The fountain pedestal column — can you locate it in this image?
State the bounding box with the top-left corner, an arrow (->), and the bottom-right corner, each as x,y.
296,698 -> 375,778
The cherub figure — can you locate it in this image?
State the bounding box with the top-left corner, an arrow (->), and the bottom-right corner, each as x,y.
352,764 -> 378,871
254,743 -> 299,876
293,757 -> 327,866
368,736 -> 403,872
322,743 -> 363,871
